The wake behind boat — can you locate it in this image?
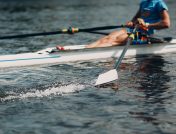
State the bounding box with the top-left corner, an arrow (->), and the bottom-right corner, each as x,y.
0,37 -> 176,68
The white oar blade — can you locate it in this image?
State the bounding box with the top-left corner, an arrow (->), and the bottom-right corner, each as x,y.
95,69 -> 118,86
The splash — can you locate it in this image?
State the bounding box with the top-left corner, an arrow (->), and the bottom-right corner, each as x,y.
1,84 -> 85,102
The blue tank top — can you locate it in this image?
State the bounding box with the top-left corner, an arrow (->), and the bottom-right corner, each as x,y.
140,0 -> 168,34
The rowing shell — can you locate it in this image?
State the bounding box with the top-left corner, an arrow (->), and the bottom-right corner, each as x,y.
0,38 -> 176,68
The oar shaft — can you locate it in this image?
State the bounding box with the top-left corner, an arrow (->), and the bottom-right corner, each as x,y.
114,37 -> 133,69
0,25 -> 126,40
79,25 -> 126,32
114,26 -> 137,70
0,31 -> 64,39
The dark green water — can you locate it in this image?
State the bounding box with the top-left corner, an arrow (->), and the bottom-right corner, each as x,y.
0,0 -> 176,134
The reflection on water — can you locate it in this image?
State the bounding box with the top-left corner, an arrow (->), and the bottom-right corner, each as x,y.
130,55 -> 171,126
135,55 -> 170,102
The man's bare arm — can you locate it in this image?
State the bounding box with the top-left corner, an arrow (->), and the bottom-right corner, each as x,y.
126,9 -> 141,27
132,9 -> 141,22
148,10 -> 170,29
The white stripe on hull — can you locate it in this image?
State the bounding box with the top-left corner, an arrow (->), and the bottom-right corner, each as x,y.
0,42 -> 176,68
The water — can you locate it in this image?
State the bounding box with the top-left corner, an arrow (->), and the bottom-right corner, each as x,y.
0,0 -> 176,134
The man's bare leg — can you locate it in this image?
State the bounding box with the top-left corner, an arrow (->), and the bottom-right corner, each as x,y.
86,29 -> 128,48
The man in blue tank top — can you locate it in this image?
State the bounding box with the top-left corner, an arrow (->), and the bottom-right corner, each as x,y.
86,0 -> 170,48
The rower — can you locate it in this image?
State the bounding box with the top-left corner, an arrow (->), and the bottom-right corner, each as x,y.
85,0 -> 170,48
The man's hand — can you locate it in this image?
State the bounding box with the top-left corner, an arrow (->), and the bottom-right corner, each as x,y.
137,18 -> 149,31
126,21 -> 134,28
126,18 -> 149,31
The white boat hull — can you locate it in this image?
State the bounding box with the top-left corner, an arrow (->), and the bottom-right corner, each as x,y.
0,41 -> 176,68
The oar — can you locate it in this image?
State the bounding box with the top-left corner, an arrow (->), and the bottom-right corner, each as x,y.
95,26 -> 138,86
0,25 -> 126,40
